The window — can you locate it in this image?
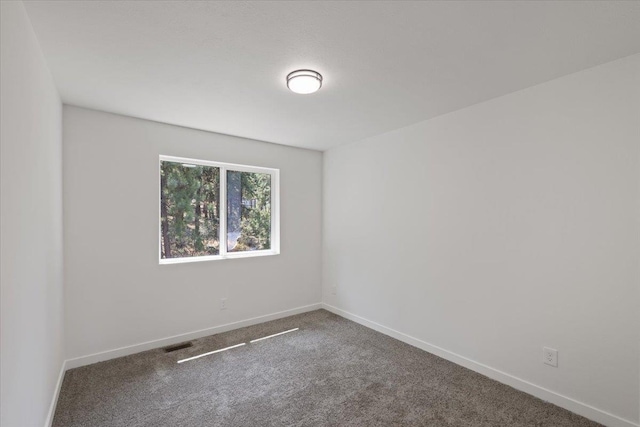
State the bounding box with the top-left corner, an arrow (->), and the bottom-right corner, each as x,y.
159,156 -> 279,264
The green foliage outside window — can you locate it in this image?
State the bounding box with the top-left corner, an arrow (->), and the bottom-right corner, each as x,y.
230,171 -> 271,252
160,161 -> 272,259
160,162 -> 220,258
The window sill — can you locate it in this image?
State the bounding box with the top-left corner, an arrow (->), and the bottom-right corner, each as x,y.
159,250 -> 279,265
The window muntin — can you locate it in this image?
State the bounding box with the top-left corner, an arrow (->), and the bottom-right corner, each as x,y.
159,156 -> 279,264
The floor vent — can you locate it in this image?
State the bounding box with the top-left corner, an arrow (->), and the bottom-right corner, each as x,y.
164,342 -> 193,353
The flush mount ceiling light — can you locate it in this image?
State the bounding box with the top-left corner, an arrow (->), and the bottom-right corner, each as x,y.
286,69 -> 322,94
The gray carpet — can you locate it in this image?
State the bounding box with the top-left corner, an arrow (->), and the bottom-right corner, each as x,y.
53,310 -> 600,427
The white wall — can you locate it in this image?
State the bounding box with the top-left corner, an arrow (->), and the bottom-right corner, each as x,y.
323,54 -> 640,425
63,106 -> 322,360
0,2 -> 65,426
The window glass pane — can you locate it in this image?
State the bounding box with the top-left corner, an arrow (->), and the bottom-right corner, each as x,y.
160,161 -> 220,258
227,170 -> 271,252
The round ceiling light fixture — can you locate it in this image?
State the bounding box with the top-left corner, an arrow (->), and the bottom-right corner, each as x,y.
286,69 -> 323,94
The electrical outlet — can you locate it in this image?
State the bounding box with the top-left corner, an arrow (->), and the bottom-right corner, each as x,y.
543,347 -> 558,367
331,286 -> 337,295
220,298 -> 227,310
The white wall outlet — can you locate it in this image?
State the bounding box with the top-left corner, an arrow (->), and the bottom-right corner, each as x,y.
543,347 -> 558,367
220,298 -> 227,310
331,285 -> 337,295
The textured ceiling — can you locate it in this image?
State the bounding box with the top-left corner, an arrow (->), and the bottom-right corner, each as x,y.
23,1 -> 640,151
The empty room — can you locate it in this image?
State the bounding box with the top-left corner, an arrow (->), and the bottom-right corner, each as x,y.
1,1 -> 639,426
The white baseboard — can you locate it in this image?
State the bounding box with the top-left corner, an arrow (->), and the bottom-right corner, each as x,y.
45,360 -> 67,427
65,303 -> 322,370
321,303 -> 638,427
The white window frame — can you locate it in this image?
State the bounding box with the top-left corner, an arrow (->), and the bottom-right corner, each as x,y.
159,155 -> 280,265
